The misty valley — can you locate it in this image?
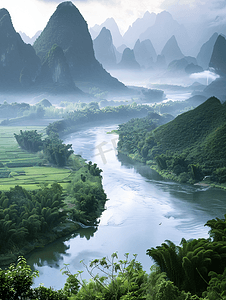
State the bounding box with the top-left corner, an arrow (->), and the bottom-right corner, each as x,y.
1,1 -> 226,299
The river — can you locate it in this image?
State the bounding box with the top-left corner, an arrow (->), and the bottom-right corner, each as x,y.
28,123 -> 226,290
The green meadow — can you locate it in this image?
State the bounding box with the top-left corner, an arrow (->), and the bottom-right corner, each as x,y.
0,126 -> 72,190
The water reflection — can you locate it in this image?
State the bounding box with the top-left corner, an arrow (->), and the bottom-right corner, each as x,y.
27,227 -> 98,270
117,148 -> 226,235
27,238 -> 70,269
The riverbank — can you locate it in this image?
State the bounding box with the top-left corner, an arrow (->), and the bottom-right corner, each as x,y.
0,125 -> 107,266
0,220 -> 80,266
118,149 -> 226,190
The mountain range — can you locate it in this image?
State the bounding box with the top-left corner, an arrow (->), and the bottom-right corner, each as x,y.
93,27 -> 117,70
0,2 -> 126,95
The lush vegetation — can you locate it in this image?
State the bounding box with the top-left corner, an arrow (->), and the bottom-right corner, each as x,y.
14,129 -> 74,167
46,103 -> 154,137
0,125 -> 107,263
2,216 -> 226,299
118,97 -> 226,185
0,160 -> 107,263
0,183 -> 67,257
0,126 -> 73,191
66,161 -> 107,225
117,112 -> 173,162
0,101 -> 30,118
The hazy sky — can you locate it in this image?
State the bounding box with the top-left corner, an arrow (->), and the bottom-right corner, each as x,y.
1,0 -> 226,37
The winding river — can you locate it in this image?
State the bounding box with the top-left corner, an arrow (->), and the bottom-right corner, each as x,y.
27,123 -> 226,290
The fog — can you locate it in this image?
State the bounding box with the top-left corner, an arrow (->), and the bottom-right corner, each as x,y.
190,69 -> 220,85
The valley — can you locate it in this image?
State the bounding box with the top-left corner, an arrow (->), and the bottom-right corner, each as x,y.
0,1 -> 226,299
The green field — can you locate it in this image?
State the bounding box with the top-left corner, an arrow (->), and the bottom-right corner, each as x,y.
0,126 -> 72,190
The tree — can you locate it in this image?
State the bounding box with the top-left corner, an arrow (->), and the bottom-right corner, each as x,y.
0,256 -> 38,299
14,130 -> 43,152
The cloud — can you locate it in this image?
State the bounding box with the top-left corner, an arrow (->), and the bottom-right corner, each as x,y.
190,70 -> 220,84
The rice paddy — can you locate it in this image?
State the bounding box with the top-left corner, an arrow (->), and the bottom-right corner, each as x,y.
0,126 -> 72,190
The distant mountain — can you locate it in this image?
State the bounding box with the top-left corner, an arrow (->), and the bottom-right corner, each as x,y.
167,58 -> 193,73
93,27 -> 117,69
117,44 -> 127,53
202,77 -> 226,102
161,35 -> 184,65
184,63 -> 203,75
209,35 -> 226,75
33,2 -> 126,91
123,11 -> 156,48
117,48 -> 140,70
0,8 -> 40,91
35,45 -> 81,93
19,30 -> 42,45
140,11 -> 189,55
167,56 -> 202,74
89,18 -> 124,48
155,55 -> 166,70
196,33 -> 218,69
133,39 -> 157,69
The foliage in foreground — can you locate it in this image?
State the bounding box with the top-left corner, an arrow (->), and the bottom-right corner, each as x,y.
2,215 -> 226,300
0,256 -> 68,300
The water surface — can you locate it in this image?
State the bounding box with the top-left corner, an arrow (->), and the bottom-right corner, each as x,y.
29,124 -> 226,289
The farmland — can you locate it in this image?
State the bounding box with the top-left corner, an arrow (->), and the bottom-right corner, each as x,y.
0,126 -> 72,190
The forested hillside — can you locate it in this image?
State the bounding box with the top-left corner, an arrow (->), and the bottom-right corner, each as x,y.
118,97 -> 226,184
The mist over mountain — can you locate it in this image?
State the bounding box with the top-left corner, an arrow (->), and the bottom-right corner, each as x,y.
167,57 -> 201,74
117,48 -> 140,70
89,18 -> 124,48
140,11 -> 190,55
201,35 -> 226,101
19,30 -> 42,45
209,35 -> 226,75
155,54 -> 167,70
93,27 -> 117,70
133,39 -> 157,69
196,33 -> 219,70
123,11 -> 156,48
117,44 -> 127,53
161,35 -> 184,65
0,8 -> 41,91
33,2 -> 126,91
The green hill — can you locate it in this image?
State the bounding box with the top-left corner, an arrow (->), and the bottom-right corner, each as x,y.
118,97 -> 226,184
153,97 -> 226,152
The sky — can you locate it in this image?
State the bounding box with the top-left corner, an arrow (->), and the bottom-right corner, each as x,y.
0,0 -> 226,38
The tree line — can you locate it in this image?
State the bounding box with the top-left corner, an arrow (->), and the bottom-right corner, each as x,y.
14,130 -> 74,167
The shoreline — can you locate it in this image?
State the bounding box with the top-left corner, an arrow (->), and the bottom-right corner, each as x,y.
118,150 -> 226,191
0,220 -> 81,267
